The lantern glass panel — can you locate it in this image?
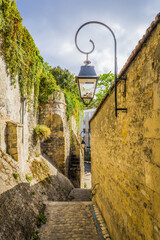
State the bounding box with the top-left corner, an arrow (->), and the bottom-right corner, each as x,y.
79,78 -> 97,99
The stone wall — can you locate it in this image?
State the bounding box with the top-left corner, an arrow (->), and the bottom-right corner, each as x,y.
40,92 -> 84,186
0,150 -> 73,240
0,33 -> 75,239
6,121 -> 23,162
0,35 -> 39,173
40,92 -> 70,176
90,17 -> 160,240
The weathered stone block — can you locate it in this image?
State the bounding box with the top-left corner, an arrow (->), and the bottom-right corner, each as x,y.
145,162 -> 160,194
144,209 -> 154,240
153,82 -> 160,110
152,139 -> 160,166
153,192 -> 160,222
144,117 -> 160,139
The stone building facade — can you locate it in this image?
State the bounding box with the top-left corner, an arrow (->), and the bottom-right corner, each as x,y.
90,14 -> 160,240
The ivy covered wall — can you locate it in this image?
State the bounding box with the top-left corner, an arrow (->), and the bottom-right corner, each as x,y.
0,0 -> 83,122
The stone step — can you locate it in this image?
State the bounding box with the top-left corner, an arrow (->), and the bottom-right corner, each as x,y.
69,168 -> 80,172
71,159 -> 79,163
68,188 -> 91,201
39,201 -> 107,240
70,163 -> 80,167
39,199 -> 111,240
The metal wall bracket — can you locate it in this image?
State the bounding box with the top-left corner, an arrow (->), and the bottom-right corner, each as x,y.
115,76 -> 127,116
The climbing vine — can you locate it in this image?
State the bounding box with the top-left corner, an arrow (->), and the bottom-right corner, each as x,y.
0,0 -> 83,126
0,0 -> 45,111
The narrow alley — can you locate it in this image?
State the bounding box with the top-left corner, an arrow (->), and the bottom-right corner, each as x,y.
39,189 -> 111,240
0,2 -> 159,239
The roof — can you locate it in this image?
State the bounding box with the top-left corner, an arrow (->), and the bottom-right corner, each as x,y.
89,12 -> 160,124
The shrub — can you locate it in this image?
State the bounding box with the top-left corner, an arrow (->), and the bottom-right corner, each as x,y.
13,173 -> 19,179
34,125 -> 51,142
36,213 -> 47,227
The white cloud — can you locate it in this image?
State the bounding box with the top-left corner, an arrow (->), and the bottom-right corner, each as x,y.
59,42 -> 75,55
17,0 -> 160,75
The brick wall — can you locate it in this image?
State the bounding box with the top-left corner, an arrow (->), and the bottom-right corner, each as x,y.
90,19 -> 160,240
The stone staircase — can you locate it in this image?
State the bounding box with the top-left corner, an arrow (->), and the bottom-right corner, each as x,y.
69,154 -> 80,188
39,189 -> 111,240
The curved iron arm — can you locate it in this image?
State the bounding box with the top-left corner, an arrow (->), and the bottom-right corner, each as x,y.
75,21 -> 118,116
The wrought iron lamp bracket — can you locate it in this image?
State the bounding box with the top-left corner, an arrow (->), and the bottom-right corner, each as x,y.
75,21 -> 128,117
116,76 -> 127,113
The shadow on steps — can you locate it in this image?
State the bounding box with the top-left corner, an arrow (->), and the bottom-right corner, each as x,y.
68,188 -> 92,201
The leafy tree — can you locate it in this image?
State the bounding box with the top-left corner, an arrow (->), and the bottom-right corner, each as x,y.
38,71 -> 59,105
51,66 -> 84,125
88,72 -> 114,108
51,66 -> 77,92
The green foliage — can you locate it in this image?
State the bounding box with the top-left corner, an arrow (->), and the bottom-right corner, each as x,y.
36,213 -> 47,227
25,174 -> 32,183
88,72 -> 114,108
68,195 -> 75,201
0,0 -> 57,113
51,66 -> 84,126
34,125 -> 51,142
13,173 -> 19,179
31,191 -> 36,195
31,231 -> 40,240
51,66 -> 76,92
38,64 -> 59,105
0,1 -> 83,126
34,151 -> 40,157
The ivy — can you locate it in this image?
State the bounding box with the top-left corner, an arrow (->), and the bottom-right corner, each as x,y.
0,0 -> 83,126
0,0 -> 45,112
51,67 -> 84,127
39,64 -> 60,106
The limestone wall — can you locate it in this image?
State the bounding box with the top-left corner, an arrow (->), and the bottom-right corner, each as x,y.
40,92 -> 84,186
0,35 -> 38,173
90,20 -> 160,239
39,92 -> 70,176
0,150 -> 73,239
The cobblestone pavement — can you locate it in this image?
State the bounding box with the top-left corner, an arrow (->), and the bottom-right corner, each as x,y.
39,189 -> 111,240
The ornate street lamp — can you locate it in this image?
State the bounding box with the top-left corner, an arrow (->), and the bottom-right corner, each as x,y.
75,21 -> 127,116
75,55 -> 99,106
75,26 -> 99,106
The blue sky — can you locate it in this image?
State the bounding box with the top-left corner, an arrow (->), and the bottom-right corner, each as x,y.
16,0 -> 160,75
